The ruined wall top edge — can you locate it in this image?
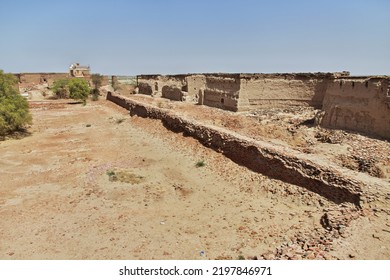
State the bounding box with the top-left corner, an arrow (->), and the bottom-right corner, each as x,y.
14,72 -> 69,75
137,72 -> 351,80
334,76 -> 390,81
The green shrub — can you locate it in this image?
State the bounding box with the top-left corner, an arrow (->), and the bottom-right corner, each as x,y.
52,78 -> 90,104
0,70 -> 32,137
52,78 -> 70,99
68,78 -> 90,103
195,160 -> 206,167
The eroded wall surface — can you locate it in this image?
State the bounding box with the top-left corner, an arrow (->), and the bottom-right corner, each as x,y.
136,72 -> 389,139
16,73 -> 70,87
203,74 -> 240,111
186,74 -> 206,103
321,77 -> 390,139
137,75 -> 188,100
137,73 -> 339,111
15,73 -> 109,89
239,74 -> 330,111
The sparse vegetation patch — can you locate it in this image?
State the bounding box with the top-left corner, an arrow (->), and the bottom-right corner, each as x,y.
107,169 -> 145,184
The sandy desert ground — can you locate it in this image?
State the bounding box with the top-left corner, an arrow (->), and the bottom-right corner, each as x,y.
0,98 -> 389,260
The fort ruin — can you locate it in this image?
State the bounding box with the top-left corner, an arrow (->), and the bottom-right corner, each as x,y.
136,72 -> 390,139
3,69 -> 389,260
13,69 -> 390,144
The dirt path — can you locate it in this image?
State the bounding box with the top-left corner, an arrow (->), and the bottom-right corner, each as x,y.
0,100 -> 389,259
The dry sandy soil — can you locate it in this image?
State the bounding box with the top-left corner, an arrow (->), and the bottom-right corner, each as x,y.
0,98 -> 389,260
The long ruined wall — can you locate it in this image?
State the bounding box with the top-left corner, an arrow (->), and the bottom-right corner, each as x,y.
15,73 -> 109,89
137,73 -> 344,112
15,73 -> 70,87
321,77 -> 390,139
107,92 -> 367,206
135,73 -> 390,139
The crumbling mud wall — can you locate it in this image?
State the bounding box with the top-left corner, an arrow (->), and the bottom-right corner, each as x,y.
107,92 -> 366,206
238,73 -> 333,111
137,74 -> 188,100
136,72 -> 389,139
137,72 -> 348,112
321,77 -> 390,139
106,91 -> 131,109
186,74 -> 206,103
137,73 -> 241,110
15,73 -> 109,89
15,73 -> 70,87
202,74 -> 241,111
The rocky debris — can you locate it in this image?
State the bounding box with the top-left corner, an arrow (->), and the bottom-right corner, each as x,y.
259,203 -> 364,260
248,106 -> 388,180
347,135 -> 390,164
315,129 -> 346,144
259,230 -> 336,260
339,154 -> 385,178
320,203 -> 361,236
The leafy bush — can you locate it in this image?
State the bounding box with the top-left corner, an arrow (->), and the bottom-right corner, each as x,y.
0,70 -> 32,137
52,78 -> 70,98
68,78 -> 90,104
52,78 -> 90,104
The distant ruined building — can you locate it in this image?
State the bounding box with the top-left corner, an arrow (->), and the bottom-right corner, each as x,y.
69,63 -> 90,78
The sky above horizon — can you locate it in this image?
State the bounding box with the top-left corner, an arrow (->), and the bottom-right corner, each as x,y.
0,0 -> 389,76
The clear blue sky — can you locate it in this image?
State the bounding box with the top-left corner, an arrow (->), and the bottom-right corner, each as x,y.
0,0 -> 389,75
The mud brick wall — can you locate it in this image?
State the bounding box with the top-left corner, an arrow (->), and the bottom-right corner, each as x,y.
137,73 -> 340,112
238,73 -> 330,111
135,72 -> 390,140
106,91 -> 130,109
137,75 -> 187,100
15,73 -> 70,87
15,73 -> 109,88
186,74 -> 206,103
202,74 -> 240,111
321,77 -> 390,139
